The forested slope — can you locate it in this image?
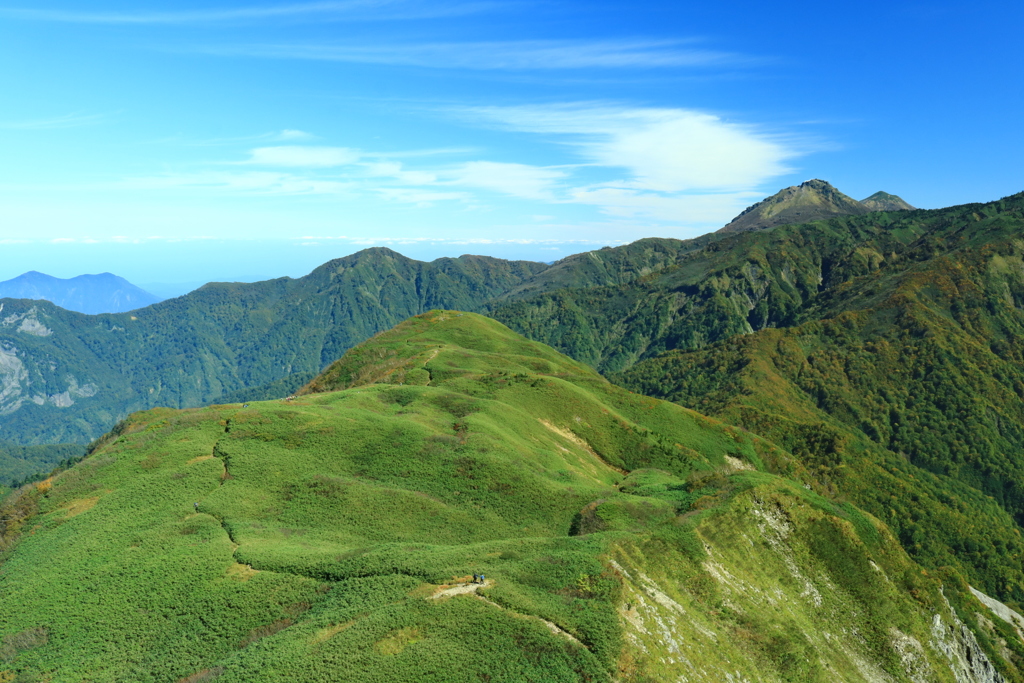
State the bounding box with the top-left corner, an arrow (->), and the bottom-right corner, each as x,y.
491,204 -> 940,372
613,192 -> 1024,610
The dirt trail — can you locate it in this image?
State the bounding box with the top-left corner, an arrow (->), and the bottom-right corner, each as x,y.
430,578 -> 493,599
538,418 -> 627,475
429,578 -> 582,644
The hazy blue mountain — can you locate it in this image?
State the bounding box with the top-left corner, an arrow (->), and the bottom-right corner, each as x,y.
0,271 -> 162,314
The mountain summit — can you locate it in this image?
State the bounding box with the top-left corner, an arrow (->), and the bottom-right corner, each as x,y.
0,271 -> 161,314
717,179 -> 913,234
860,190 -> 916,211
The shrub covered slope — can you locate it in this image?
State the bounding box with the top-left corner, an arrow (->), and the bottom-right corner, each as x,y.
612,194 -> 1024,615
0,312 -> 1016,682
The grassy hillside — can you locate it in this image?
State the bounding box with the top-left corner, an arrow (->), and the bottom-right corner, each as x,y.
0,312 -> 1015,682
0,249 -> 551,451
614,193 -> 1024,612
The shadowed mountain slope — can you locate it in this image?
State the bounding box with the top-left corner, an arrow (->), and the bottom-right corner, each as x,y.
0,271 -> 161,314
0,311 -> 1015,682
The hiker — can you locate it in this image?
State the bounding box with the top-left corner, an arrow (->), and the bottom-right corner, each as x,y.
472,574 -> 478,584
194,502 -> 199,512
480,574 -> 485,584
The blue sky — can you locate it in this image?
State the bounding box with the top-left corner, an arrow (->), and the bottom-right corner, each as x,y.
0,0 -> 1021,290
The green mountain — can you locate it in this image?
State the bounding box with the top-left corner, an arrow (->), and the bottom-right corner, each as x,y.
489,202 -> 944,374
601,193 -> 1024,609
485,191 -> 1024,614
0,250 -> 548,450
0,311 -> 1015,682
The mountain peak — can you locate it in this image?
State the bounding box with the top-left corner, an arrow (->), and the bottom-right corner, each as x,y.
717,179 -> 868,234
860,190 -> 916,211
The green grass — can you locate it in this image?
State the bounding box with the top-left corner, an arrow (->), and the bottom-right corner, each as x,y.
0,311 -> 1011,681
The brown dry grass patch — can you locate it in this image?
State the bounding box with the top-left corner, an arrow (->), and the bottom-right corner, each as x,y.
62,496 -> 99,518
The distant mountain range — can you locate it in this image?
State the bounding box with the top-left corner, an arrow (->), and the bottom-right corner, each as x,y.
717,179 -> 915,233
0,271 -> 162,314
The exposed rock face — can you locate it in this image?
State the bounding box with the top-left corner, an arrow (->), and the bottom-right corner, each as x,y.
931,593 -> 1007,683
717,179 -> 870,233
608,485 -> 1013,682
970,586 -> 1024,641
0,345 -> 28,414
861,191 -> 916,212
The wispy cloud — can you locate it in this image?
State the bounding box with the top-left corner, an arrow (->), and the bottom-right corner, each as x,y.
374,188 -> 470,206
150,129 -> 319,147
242,145 -> 360,167
363,161 -> 437,184
0,112 -> 111,130
120,170 -> 355,196
444,161 -> 566,200
198,39 -> 745,70
443,103 -> 813,224
1,0 -> 496,24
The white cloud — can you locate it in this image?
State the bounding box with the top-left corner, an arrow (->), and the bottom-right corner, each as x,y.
464,104 -> 799,193
440,103 -> 817,225
445,161 -> 566,200
244,145 -> 360,167
200,39 -> 743,70
362,161 -> 437,184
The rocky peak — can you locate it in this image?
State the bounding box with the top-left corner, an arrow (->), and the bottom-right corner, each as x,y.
718,179 -> 869,234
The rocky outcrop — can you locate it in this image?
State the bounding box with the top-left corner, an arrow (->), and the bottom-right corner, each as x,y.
931,592 -> 1007,683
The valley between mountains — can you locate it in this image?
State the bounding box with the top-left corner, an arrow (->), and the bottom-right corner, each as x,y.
3,182 -> 1024,680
